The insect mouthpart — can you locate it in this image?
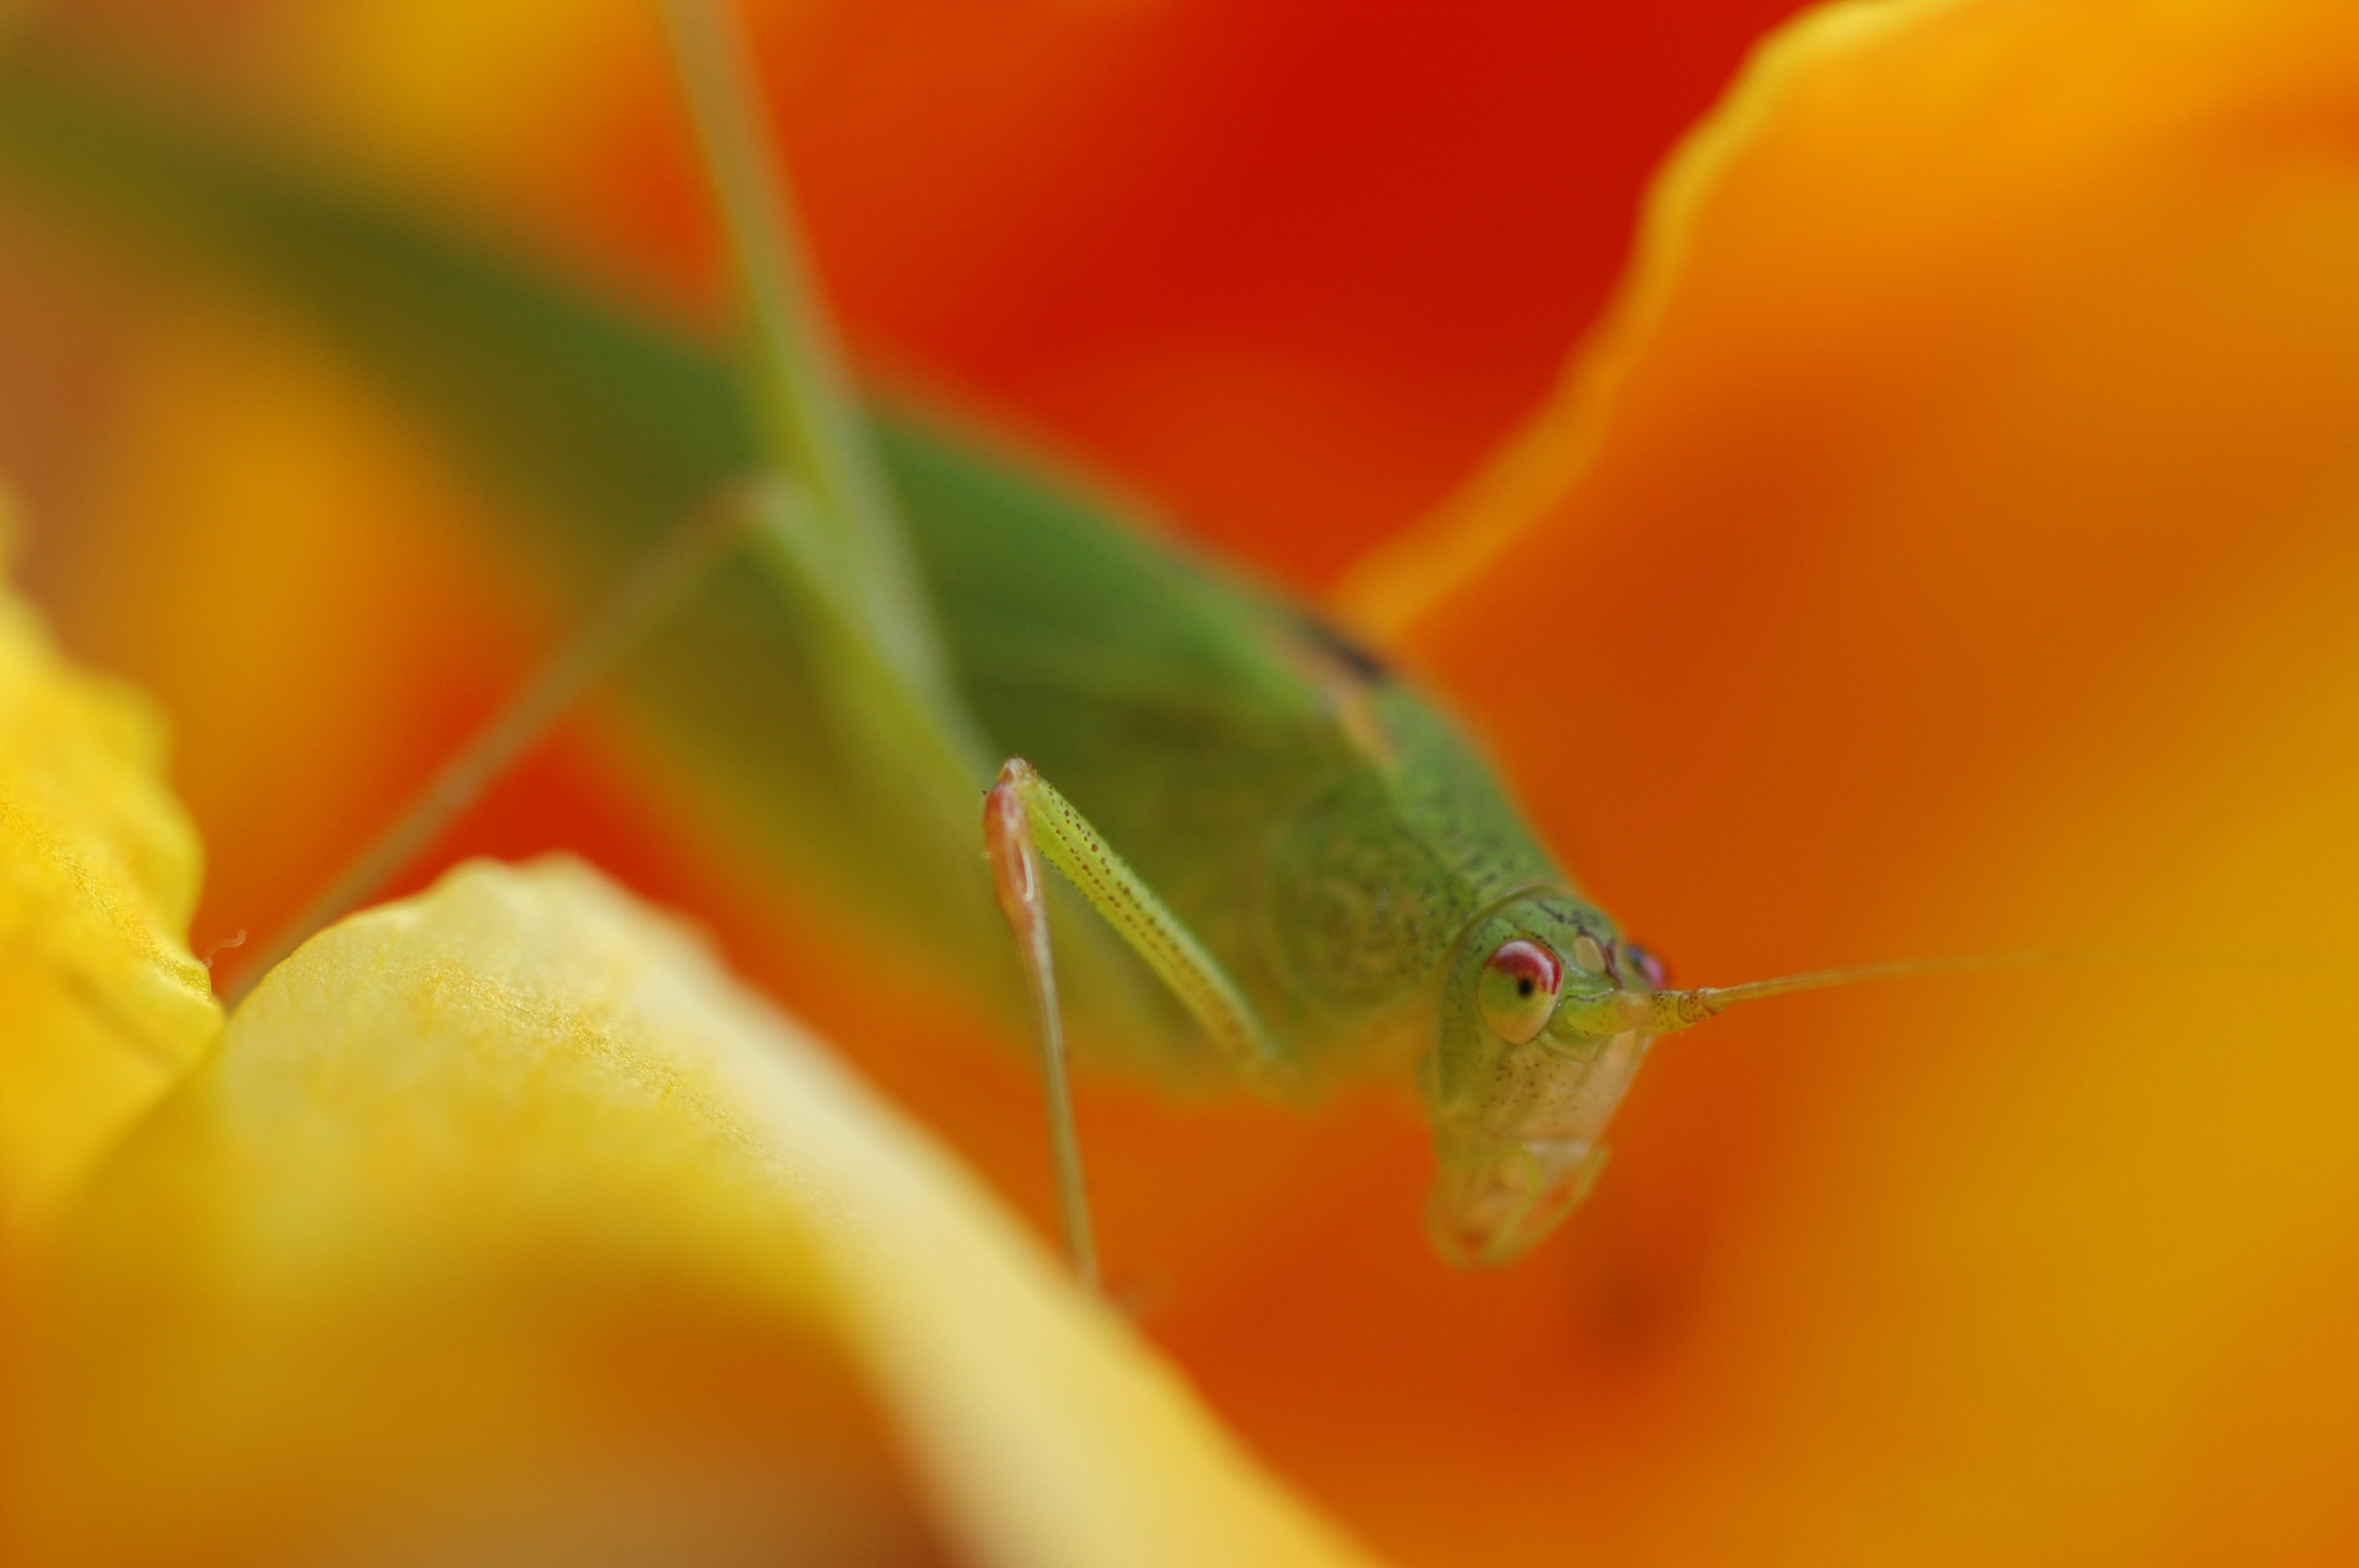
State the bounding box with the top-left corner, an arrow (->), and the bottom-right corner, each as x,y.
1427,1134 -> 1612,1268
1422,992 -> 1656,1267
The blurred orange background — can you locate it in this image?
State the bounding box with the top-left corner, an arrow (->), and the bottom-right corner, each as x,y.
8,0 -> 2359,1563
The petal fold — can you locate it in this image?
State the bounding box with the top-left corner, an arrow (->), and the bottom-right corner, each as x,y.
1340,0 -> 2359,637
0,550 -> 216,1233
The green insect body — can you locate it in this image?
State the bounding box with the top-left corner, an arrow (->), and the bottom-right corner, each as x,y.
0,41 -> 1707,1270
895,427 -> 1660,1265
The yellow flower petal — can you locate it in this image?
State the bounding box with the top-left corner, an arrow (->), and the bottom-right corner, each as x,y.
23,858 -> 1377,1567
0,550 -> 217,1234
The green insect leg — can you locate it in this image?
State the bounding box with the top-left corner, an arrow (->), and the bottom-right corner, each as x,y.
991,760 -> 1281,1079
983,764 -> 1100,1290
983,758 -> 1286,1285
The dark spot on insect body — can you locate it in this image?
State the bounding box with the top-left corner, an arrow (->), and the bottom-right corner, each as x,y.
1291,613 -> 1392,684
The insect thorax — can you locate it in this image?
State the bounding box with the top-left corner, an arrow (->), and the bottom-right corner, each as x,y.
1263,691 -> 1564,1029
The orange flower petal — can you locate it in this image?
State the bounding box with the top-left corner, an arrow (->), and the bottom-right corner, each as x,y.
1280,0 -> 2359,1558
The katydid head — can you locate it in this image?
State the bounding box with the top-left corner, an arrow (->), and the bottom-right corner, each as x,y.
1420,899 -> 1771,1266
1423,907 -> 2055,1265
1421,895 -> 1664,1268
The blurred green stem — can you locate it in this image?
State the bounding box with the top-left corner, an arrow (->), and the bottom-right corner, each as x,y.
658,0 -> 986,774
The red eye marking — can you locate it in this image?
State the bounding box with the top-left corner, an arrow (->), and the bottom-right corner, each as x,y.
1478,938 -> 1564,1044
1485,938 -> 1561,1000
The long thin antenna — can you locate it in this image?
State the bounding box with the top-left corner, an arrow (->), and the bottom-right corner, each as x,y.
1649,951 -> 2076,1032
224,493 -> 752,1006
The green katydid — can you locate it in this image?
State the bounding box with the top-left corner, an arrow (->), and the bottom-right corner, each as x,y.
660,0 -> 2013,1275
0,9 -> 1997,1277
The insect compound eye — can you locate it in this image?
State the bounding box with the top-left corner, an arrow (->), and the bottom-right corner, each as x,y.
1623,942 -> 1669,992
1478,938 -> 1563,1044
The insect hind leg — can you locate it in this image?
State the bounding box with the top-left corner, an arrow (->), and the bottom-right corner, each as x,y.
991,760 -> 1282,1077
983,764 -> 1100,1290
983,757 -> 1285,1288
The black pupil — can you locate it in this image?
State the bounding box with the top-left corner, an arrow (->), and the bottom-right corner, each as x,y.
1517,977 -> 1534,996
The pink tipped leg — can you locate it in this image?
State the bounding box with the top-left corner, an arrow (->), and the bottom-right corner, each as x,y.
984,760 -> 1100,1291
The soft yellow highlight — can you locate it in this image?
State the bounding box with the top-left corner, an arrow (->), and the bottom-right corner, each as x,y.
0,554 -> 217,1234
24,858 -> 1376,1567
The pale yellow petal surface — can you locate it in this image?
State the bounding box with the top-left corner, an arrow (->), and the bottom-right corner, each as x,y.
22,858 -> 1378,1568
0,557 -> 217,1235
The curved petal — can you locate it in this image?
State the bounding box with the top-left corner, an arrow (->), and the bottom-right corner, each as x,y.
1306,0 -> 2359,1559
21,858 -> 1379,1568
1343,0 -> 2359,633
0,550 -> 216,1234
